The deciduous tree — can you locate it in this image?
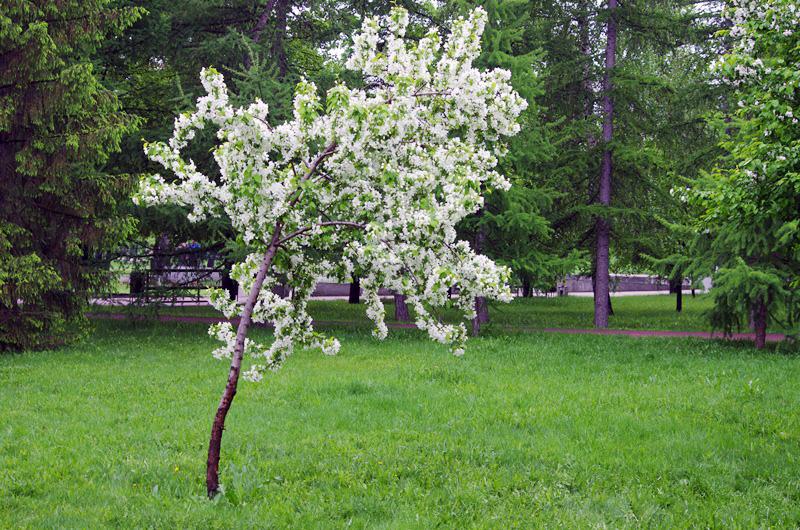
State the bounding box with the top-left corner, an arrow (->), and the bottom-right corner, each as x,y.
137,7 -> 526,497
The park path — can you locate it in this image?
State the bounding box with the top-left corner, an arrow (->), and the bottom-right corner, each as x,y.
87,312 -> 786,343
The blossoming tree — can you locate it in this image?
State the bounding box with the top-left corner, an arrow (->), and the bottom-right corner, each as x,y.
690,0 -> 799,349
136,7 -> 526,497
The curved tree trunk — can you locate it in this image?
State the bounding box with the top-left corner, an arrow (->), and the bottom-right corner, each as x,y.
594,0 -> 617,329
206,227 -> 282,498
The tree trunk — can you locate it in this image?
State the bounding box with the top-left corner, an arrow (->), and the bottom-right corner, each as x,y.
151,233 -> 170,286
522,276 -> 532,298
349,277 -> 360,304
472,296 -> 489,337
578,0 -> 595,135
593,0 -> 617,329
753,297 -> 767,350
670,279 -> 683,312
220,264 -> 238,301
206,228 -> 282,498
472,209 -> 489,335
271,0 -> 289,78
243,0 -> 278,69
394,293 -> 409,321
251,0 -> 278,44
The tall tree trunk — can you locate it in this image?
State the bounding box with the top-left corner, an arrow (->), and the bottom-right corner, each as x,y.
578,0 -> 595,131
593,0 -> 617,329
349,277 -> 360,304
207,227 -> 282,498
151,233 -> 170,286
271,0 -> 289,78
394,293 -> 409,321
251,0 -> 278,44
753,297 -> 768,350
472,296 -> 489,337
472,209 -> 489,336
522,276 -> 532,298
243,0 -> 278,69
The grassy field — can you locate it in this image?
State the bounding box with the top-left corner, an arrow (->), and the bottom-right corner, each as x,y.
2,320 -> 799,527
92,293 -> 723,332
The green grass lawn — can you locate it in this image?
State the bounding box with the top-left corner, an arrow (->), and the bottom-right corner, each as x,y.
93,293 -> 723,332
2,320 -> 799,527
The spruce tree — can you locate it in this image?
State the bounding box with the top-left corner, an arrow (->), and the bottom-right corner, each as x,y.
0,1 -> 142,350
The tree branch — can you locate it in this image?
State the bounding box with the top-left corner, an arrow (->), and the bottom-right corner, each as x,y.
277,221 -> 365,246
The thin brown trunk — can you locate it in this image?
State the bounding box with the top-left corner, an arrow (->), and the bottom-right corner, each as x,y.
394,293 -> 409,321
206,225 -> 282,498
593,0 -> 617,329
206,142 -> 337,499
753,297 -> 767,350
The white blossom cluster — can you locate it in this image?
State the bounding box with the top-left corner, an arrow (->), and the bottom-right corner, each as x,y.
135,7 -> 527,381
718,1 -> 800,89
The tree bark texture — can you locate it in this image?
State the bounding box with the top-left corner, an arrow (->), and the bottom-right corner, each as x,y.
394,293 -> 410,321
753,297 -> 768,350
593,0 -> 617,329
206,227 -> 282,498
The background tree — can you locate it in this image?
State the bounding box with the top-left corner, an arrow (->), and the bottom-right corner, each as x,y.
689,0 -> 799,348
521,0 -> 726,326
0,1 -> 142,350
445,0 -> 562,332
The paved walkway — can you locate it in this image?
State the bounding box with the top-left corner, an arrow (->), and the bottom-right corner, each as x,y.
88,312 -> 786,343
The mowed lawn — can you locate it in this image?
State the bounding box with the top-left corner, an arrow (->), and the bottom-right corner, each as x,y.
93,293 -> 725,332
2,321 -> 799,527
